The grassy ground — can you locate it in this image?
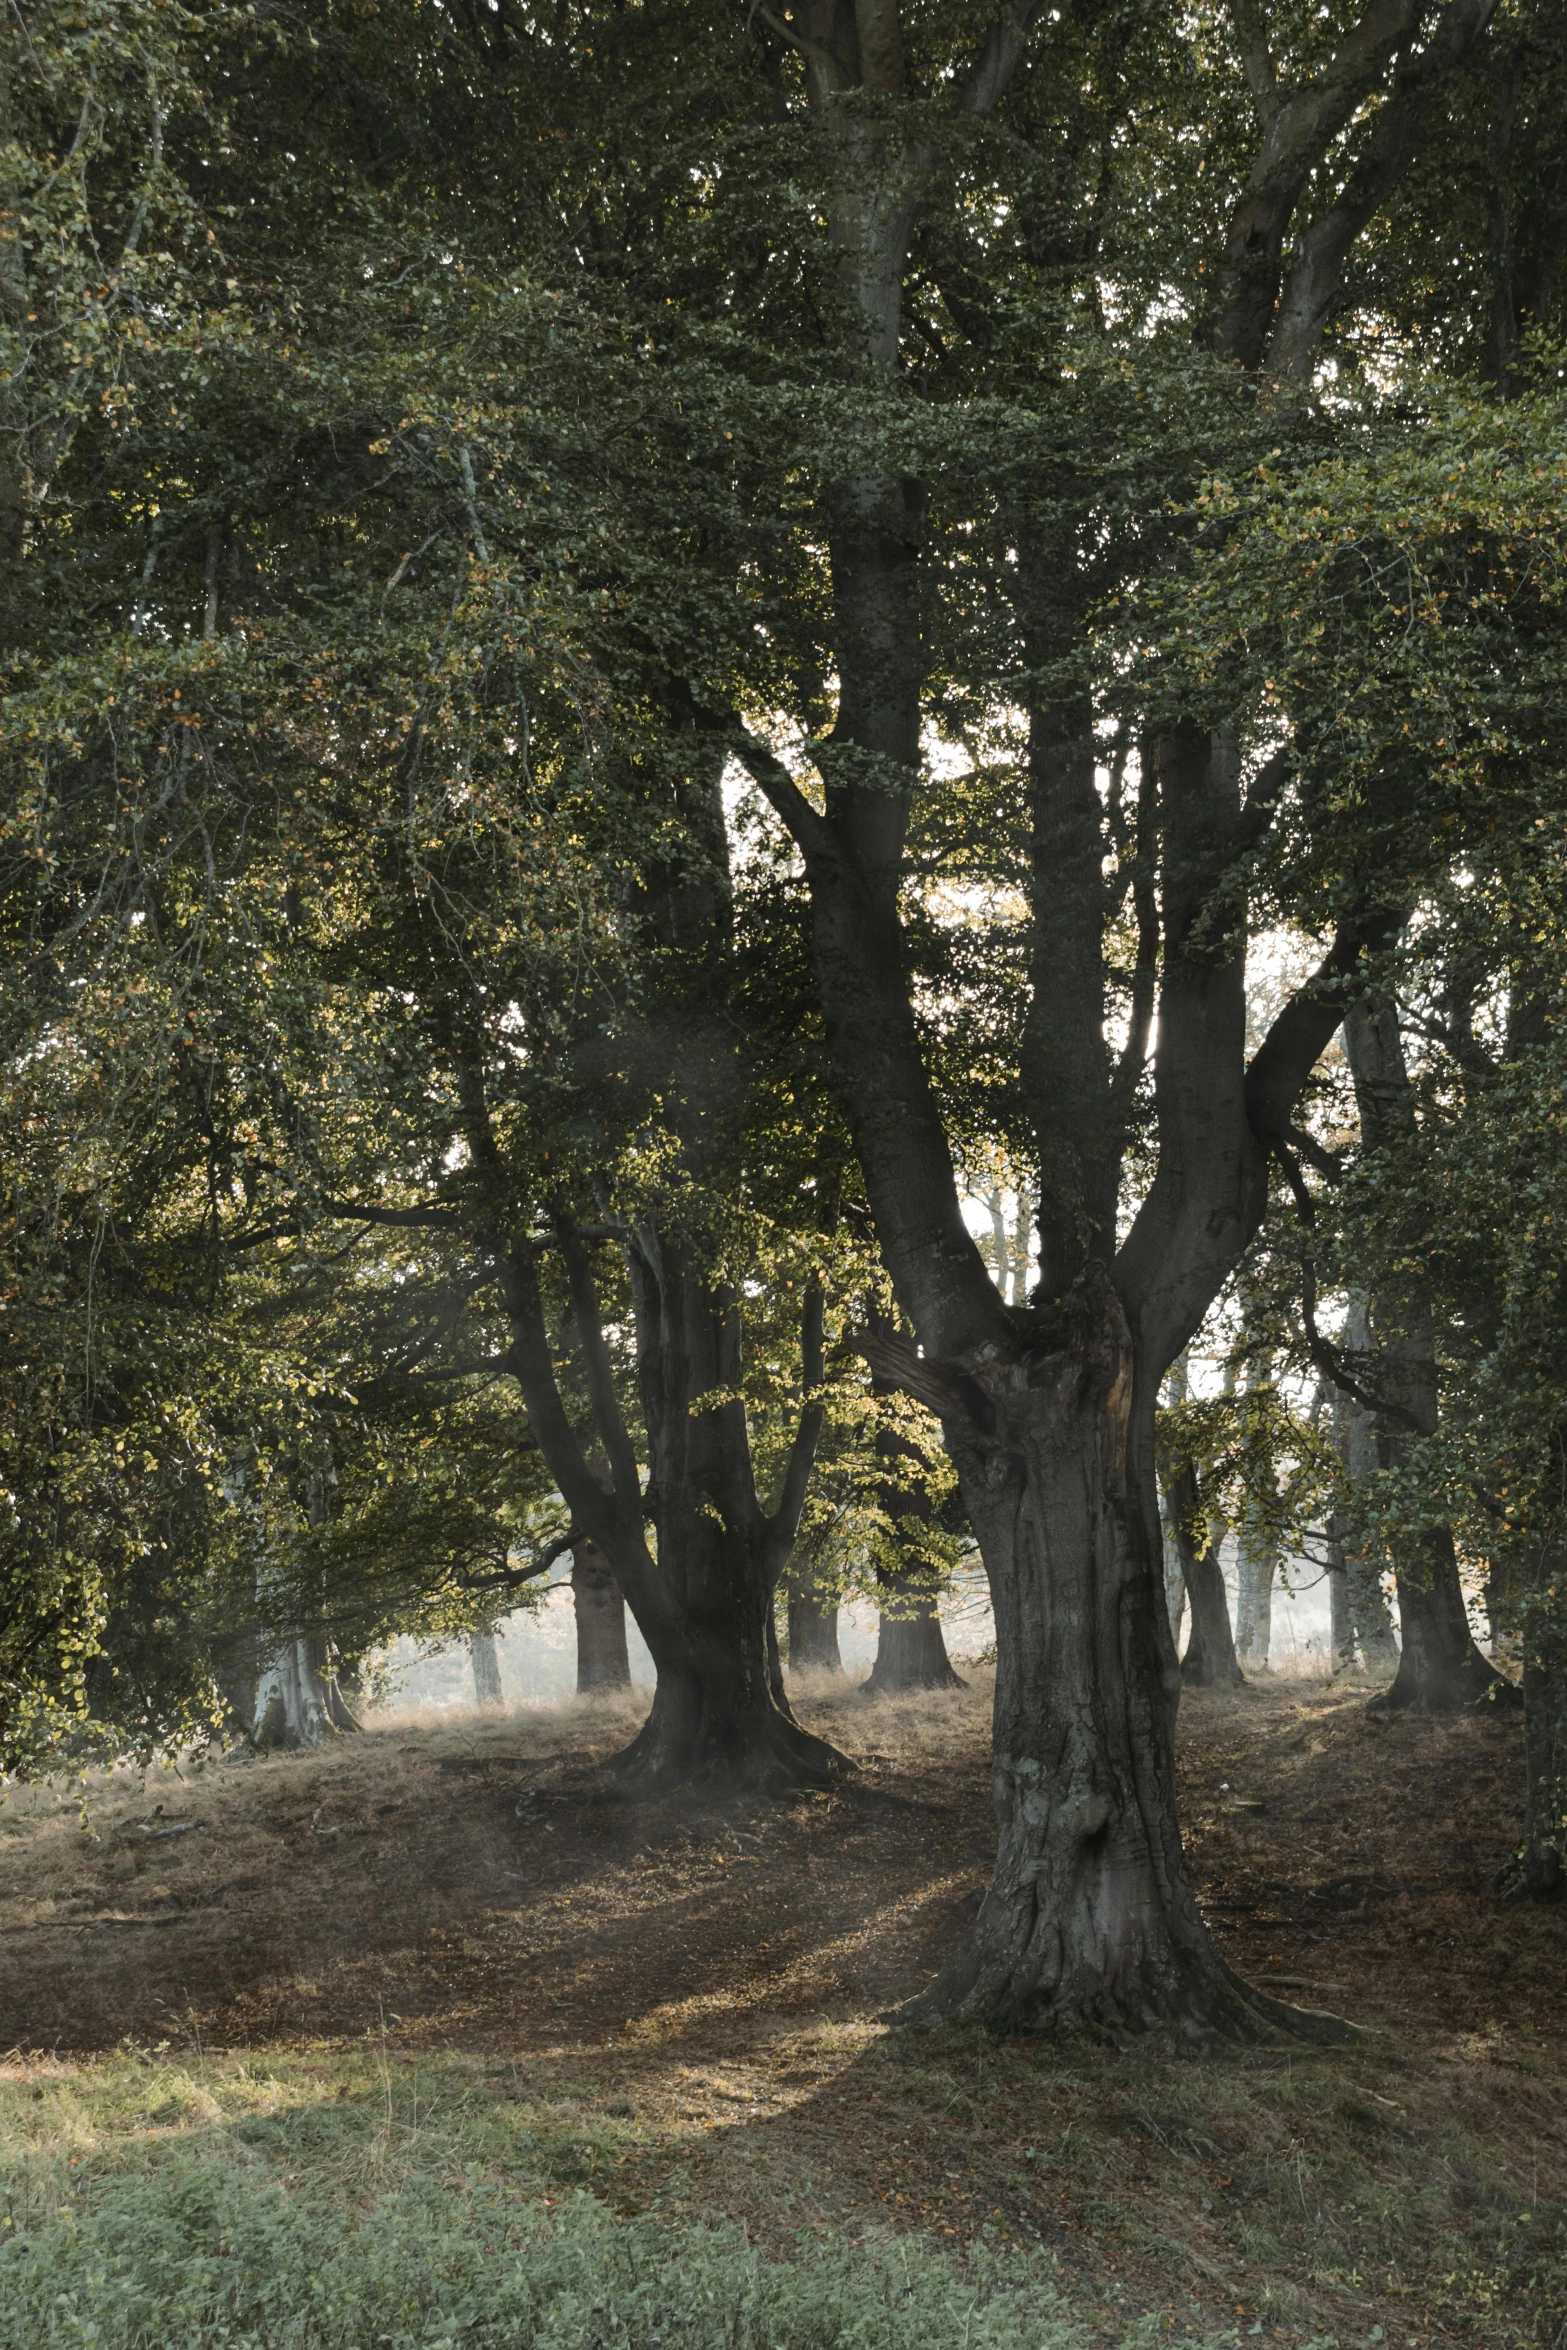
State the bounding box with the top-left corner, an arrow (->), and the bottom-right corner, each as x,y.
1,1674 -> 1562,2346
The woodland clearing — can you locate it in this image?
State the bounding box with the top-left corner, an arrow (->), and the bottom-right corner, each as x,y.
0,1676 -> 1560,2346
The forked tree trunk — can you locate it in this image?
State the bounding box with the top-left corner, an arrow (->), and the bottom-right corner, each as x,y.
470,1629 -> 504,1708
786,1577 -> 845,1674
909,1275 -> 1336,2041
571,1542 -> 631,1692
613,1521 -> 841,1790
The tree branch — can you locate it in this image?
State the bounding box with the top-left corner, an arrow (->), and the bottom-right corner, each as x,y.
1243,905 -> 1404,1147
728,723 -> 832,860
555,1213 -> 643,1507
458,1529 -> 578,1595
1268,0 -> 1502,377
767,1276 -> 827,1555
1228,0 -> 1282,125
499,1245 -> 631,1546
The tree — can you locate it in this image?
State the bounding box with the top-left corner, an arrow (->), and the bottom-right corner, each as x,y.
712,0 -> 1509,2036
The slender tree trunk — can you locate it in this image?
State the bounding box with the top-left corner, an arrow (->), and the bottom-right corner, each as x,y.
1234,1530 -> 1275,1669
470,1629 -> 504,1708
1516,1468 -> 1567,1897
1343,1003 -> 1501,1710
1348,1553 -> 1399,1669
1329,1344 -> 1399,1672
1160,1492 -> 1187,1644
1170,1468 -> 1245,1689
1327,1530 -> 1354,1673
786,1577 -> 845,1675
572,1542 -> 631,1692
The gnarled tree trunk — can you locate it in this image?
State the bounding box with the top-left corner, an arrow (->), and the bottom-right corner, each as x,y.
908,1276 -> 1326,2039
572,1541 -> 631,1692
503,1224 -> 842,1792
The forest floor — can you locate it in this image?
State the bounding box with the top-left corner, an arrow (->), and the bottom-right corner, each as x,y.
0,1671 -> 1563,2346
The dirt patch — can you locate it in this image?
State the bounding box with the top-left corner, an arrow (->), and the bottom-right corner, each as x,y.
2,1674 -> 1564,2343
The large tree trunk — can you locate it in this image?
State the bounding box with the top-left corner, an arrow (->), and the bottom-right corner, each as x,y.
909,1275 -> 1336,2041
571,1541 -> 631,1692
1378,1529 -> 1498,1710
786,1577 -> 845,1675
862,1345 -> 963,1694
864,1569 -> 963,1694
470,1629 -> 504,1708
503,1219 -> 842,1792
253,1635 -> 349,1748
613,1537 -> 841,1788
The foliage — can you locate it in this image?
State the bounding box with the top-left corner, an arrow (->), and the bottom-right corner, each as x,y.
0,2157 -> 1160,2350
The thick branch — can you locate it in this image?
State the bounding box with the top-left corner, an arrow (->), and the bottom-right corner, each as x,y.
767,1278 -> 828,1561
1268,0 -> 1502,378
1244,906 -> 1404,1146
459,1530 -> 578,1595
1211,0 -> 1427,368
556,1216 -> 643,1507
500,1245 -> 630,1548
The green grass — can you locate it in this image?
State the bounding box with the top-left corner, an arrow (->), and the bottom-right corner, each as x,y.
0,2050 -> 1242,2350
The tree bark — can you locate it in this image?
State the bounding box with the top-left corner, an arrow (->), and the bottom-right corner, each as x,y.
572,1541 -> 631,1692
253,1635 -> 339,1749
864,1566 -> 963,1694
862,1340 -> 963,1694
1342,998 -> 1502,1710
470,1628 -> 504,1708
786,1577 -> 845,1675
502,1230 -> 841,1791
1234,1529 -> 1276,1670
1330,1331 -> 1400,1673
1170,1471 -> 1245,1689
1515,1472 -> 1567,1898
1327,1532 -> 1353,1674
906,1271 -> 1332,2040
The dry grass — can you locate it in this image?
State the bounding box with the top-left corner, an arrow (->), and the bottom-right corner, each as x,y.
1,1672 -> 1564,2345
